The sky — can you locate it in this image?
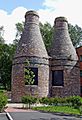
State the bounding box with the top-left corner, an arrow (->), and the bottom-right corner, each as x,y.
0,0 -> 82,44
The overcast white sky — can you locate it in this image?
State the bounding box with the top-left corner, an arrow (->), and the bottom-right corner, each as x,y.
0,0 -> 82,44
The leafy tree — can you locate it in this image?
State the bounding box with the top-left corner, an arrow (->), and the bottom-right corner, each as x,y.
39,22 -> 53,51
68,24 -> 82,47
0,26 -> 13,90
0,26 -> 5,44
14,22 -> 82,49
0,44 -> 15,90
13,22 -> 24,45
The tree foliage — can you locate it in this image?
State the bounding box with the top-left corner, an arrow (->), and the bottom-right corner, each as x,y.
68,24 -> 82,47
0,43 -> 15,90
14,22 -> 82,49
13,22 -> 24,45
0,26 -> 5,44
39,22 -> 53,51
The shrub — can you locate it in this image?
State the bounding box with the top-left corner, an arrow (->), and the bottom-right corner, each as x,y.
48,98 -> 54,105
71,96 -> 82,108
79,106 -> 82,115
39,97 -> 50,105
22,95 -> 37,109
65,96 -> 82,109
65,97 -> 72,106
39,97 -> 61,106
58,97 -> 67,106
0,92 -> 7,112
49,97 -> 60,106
39,96 -> 82,108
39,97 -> 68,106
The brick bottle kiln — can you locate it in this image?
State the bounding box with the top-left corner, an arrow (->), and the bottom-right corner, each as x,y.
11,11 -> 49,102
49,17 -> 80,97
11,11 -> 80,102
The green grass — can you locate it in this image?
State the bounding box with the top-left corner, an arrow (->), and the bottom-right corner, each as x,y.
32,106 -> 81,115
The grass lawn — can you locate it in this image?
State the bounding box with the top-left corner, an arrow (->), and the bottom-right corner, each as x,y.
32,106 -> 81,115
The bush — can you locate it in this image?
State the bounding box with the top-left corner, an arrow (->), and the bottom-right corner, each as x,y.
58,97 -> 67,106
70,96 -> 82,108
65,96 -> 82,108
22,95 -> 37,109
39,96 -> 82,108
79,106 -> 82,115
49,97 -> 60,106
48,98 -> 54,105
48,97 -> 67,106
0,92 -> 7,112
39,97 -> 61,106
39,97 -> 50,105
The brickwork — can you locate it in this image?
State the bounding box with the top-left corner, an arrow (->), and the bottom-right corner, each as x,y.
50,17 -> 80,97
76,46 -> 82,96
11,11 -> 49,102
11,11 -> 80,102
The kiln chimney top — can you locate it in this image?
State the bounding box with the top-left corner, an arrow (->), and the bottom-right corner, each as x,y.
55,17 -> 68,23
25,10 -> 39,18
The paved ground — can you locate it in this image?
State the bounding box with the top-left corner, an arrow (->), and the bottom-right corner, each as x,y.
4,103 -> 82,120
5,107 -> 36,112
9,111 -> 82,120
0,113 -> 8,120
